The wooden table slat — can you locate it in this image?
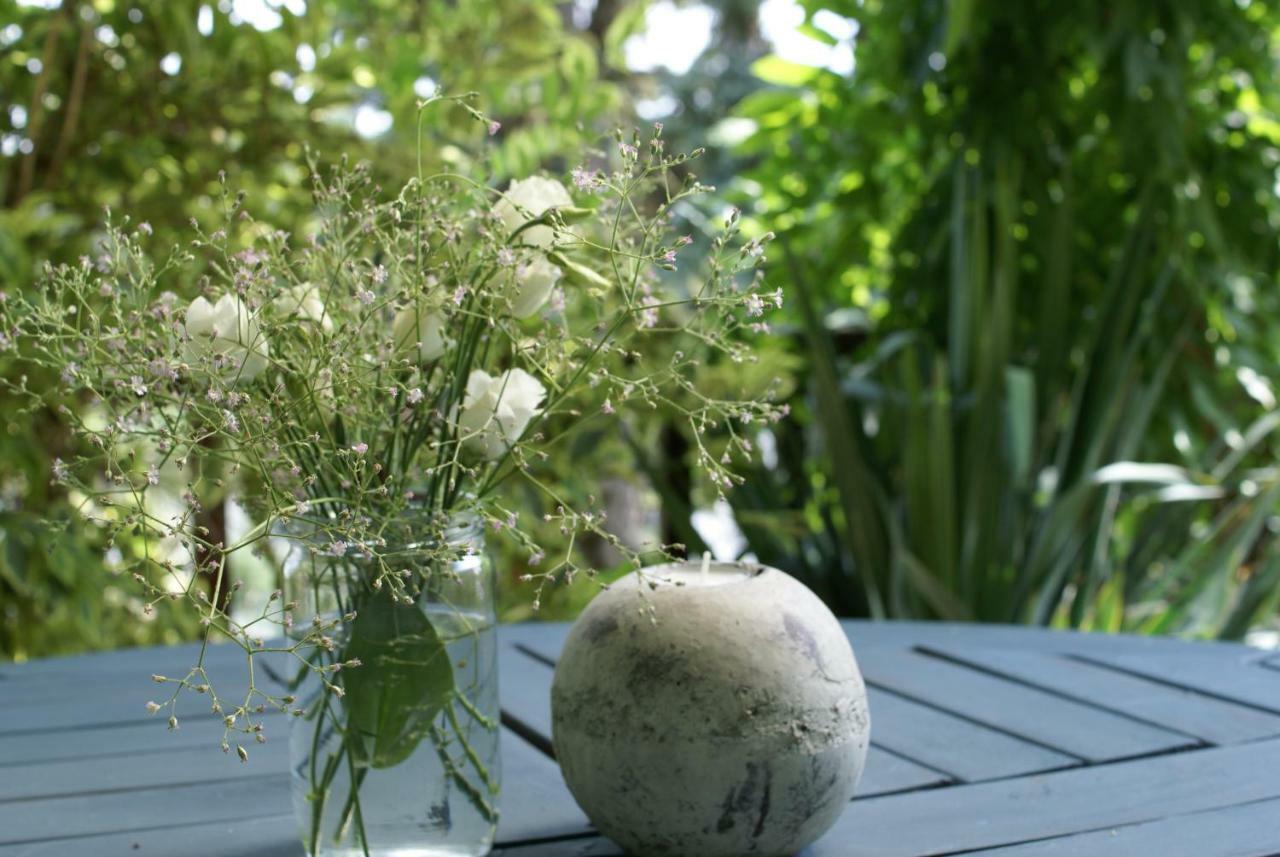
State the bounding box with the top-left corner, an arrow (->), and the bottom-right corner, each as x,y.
854,647 -> 1196,762
0,740 -> 288,804
0,711 -> 285,767
0,641 -> 244,681
1076,649 -> 1280,714
964,795 -> 1280,857
809,736 -> 1280,857
0,729 -> 585,850
865,687 -> 1077,781
3,621 -> 1275,857
0,815 -> 302,857
0,773 -> 292,848
0,681 -> 259,735
926,645 -> 1280,745
859,747 -> 951,797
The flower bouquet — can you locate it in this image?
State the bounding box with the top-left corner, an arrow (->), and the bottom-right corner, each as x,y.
0,96 -> 781,857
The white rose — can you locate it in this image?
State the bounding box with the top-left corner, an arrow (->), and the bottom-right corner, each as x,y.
511,256 -> 563,318
274,282 -> 332,333
494,176 -> 573,249
457,368 -> 546,459
184,294 -> 269,383
392,305 -> 447,362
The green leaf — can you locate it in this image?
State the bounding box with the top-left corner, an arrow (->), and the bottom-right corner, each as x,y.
944,0 -> 976,55
341,592 -> 455,769
751,56 -> 819,87
550,252 -> 612,290
798,22 -> 838,47
603,2 -> 650,70
1005,366 -> 1035,486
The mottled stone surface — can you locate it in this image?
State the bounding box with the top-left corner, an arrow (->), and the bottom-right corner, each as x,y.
551,563 -> 870,857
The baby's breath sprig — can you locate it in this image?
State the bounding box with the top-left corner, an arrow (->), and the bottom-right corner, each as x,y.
0,115 -> 784,775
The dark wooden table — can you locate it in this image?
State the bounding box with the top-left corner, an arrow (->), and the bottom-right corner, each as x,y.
2,621 -> 1279,856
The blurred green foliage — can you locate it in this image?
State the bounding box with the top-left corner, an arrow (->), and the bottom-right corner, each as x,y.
726,0 -> 1280,637
6,0 -> 1280,657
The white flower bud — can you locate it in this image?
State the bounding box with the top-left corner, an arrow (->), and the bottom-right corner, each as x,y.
511,256 -> 563,318
456,368 -> 546,460
494,176 -> 573,248
273,282 -> 332,333
392,305 -> 446,362
183,294 -> 270,383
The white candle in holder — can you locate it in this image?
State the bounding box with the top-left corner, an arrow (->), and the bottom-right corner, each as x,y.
625,554 -> 755,589
551,556 -> 870,857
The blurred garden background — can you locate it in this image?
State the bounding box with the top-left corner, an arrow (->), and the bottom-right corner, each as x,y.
3,0 -> 1280,661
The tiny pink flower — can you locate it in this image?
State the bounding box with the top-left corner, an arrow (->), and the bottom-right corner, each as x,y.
488,120 -> 501,136
351,442 -> 368,455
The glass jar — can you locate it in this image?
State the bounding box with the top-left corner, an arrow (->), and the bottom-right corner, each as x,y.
281,513 -> 499,857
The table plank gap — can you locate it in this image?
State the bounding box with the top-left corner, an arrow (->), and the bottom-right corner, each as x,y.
1071,650 -> 1280,715
865,685 -> 1080,781
512,642 -> 557,669
865,746 -> 957,793
915,644 -> 1279,746
857,647 -> 1195,762
864,678 -> 1096,762
501,710 -> 555,759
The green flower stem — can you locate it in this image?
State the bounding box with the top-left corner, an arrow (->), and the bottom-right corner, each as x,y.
339,738 -> 371,857
445,698 -> 499,796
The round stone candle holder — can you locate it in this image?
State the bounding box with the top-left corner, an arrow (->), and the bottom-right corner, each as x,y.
551,560 -> 869,857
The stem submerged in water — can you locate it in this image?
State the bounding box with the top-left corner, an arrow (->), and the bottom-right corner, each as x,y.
299,614 -> 498,855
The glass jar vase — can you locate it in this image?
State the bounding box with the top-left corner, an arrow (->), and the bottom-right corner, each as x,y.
281,513 -> 499,857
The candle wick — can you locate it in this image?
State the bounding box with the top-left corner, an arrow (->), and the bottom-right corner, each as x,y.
701,551 -> 711,580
